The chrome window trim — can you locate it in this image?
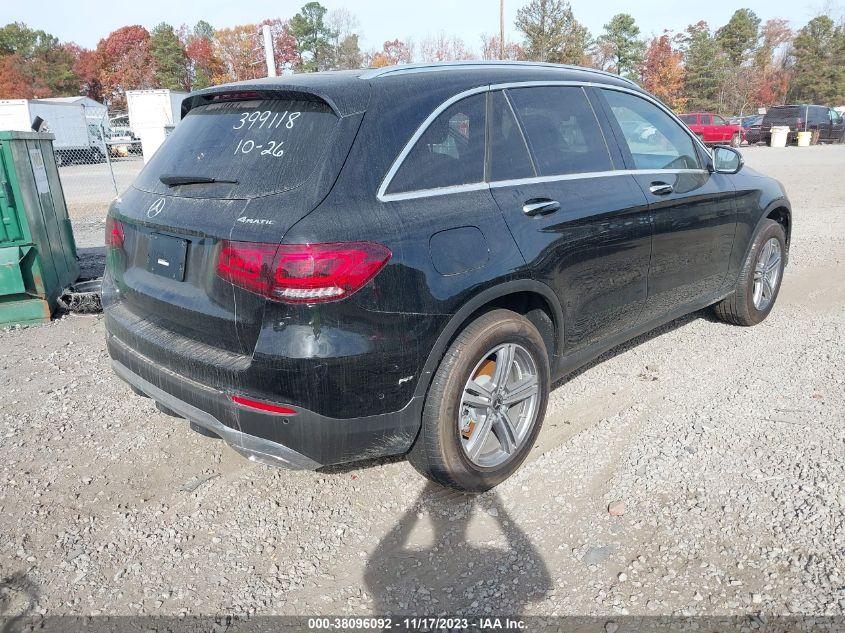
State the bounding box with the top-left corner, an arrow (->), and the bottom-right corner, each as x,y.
377,80 -> 711,203
379,169 -> 708,202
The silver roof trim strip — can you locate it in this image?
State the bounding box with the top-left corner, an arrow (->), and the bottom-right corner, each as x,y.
359,61 -> 639,87
376,80 -> 710,203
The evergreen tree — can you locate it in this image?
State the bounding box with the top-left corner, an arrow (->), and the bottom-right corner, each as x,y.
515,0 -> 591,65
289,2 -> 337,72
716,9 -> 761,66
677,21 -> 728,111
789,15 -> 845,104
149,23 -> 188,90
596,13 -> 646,79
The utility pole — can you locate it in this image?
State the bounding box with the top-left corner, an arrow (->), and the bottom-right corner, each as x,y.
499,0 -> 505,60
262,24 -> 277,77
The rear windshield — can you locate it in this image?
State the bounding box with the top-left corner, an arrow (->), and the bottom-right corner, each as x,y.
134,99 -> 338,199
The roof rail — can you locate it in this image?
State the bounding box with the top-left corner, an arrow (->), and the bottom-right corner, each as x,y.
358,60 -> 639,87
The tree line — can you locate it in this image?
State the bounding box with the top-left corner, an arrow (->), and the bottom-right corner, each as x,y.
1,0 -> 843,114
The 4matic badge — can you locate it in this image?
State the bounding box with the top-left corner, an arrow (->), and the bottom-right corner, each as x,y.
237,216 -> 275,225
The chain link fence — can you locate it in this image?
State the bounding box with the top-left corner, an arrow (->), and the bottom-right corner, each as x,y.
55,124 -> 144,221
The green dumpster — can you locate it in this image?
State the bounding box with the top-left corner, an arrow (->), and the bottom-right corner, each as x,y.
0,131 -> 79,326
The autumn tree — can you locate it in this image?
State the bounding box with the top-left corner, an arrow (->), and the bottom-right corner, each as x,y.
72,46 -> 103,101
480,34 -> 525,61
259,18 -> 300,74
515,0 -> 591,64
596,13 -> 645,79
185,21 -> 222,89
752,19 -> 792,107
97,25 -> 155,107
640,34 -> 686,110
0,54 -> 45,98
788,15 -> 845,104
149,23 -> 188,90
418,33 -> 473,62
0,22 -> 79,97
214,24 -> 262,83
367,39 -> 413,68
289,2 -> 337,72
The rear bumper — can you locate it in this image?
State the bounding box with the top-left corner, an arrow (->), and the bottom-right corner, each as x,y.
112,359 -> 321,470
106,332 -> 424,469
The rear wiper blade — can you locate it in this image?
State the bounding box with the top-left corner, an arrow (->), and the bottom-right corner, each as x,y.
159,174 -> 239,187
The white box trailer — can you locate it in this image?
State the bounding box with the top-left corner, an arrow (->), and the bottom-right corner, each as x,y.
0,98 -> 105,165
126,89 -> 187,162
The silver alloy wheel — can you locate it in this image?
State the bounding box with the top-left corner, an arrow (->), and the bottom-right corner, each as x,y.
753,237 -> 782,311
458,343 -> 540,468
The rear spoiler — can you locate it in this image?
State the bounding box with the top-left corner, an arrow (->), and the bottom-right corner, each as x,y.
182,80 -> 369,119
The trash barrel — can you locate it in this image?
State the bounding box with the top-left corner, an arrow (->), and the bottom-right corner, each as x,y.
797,131 -> 812,147
770,126 -> 790,148
0,131 -> 79,326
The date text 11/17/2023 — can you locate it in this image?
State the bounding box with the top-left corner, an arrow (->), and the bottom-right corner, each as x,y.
307,616 -> 527,630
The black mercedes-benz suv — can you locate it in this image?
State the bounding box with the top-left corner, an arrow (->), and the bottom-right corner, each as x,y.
103,62 -> 791,491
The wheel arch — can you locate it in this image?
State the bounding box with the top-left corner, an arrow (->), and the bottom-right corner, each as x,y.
411,279 -> 564,402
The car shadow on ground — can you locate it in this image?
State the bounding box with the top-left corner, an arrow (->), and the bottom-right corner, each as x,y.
0,571 -> 39,633
363,482 -> 552,614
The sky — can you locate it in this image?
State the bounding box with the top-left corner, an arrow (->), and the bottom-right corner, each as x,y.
2,0 -> 840,52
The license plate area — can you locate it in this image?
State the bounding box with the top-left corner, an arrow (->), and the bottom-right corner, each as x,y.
147,234 -> 187,281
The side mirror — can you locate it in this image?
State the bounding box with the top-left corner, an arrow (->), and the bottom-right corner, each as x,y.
712,145 -> 744,174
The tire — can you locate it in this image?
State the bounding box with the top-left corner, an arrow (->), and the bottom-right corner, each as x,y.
408,309 -> 549,492
713,219 -> 786,326
730,133 -> 741,147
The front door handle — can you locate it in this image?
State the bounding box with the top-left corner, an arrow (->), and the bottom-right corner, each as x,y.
523,198 -> 561,216
649,182 -> 674,196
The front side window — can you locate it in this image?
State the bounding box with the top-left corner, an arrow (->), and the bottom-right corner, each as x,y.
507,86 -> 613,177
602,89 -> 700,170
714,115 -> 727,126
387,94 -> 486,195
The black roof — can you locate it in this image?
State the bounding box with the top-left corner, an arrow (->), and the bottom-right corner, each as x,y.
183,62 -> 642,118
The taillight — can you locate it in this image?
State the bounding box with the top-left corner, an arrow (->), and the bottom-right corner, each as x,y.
216,241 -> 392,304
106,217 -> 124,249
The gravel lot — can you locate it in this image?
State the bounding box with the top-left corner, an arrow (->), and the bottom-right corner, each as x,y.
1,146 -> 843,619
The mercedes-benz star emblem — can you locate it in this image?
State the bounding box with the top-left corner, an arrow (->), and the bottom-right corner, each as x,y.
147,198 -> 166,218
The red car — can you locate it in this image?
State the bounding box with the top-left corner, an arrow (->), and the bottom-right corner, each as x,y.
680,112 -> 744,146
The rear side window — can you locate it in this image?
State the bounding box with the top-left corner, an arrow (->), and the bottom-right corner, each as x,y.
387,94 -> 486,195
507,86 -> 612,177
488,91 -> 535,182
602,89 -> 700,170
135,99 -> 337,199
680,114 -> 697,124
700,114 -> 712,125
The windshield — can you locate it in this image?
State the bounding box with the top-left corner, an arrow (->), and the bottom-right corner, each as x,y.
134,98 -> 338,199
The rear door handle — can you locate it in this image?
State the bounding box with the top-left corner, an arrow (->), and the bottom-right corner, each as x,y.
522,198 -> 560,216
649,182 -> 674,196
